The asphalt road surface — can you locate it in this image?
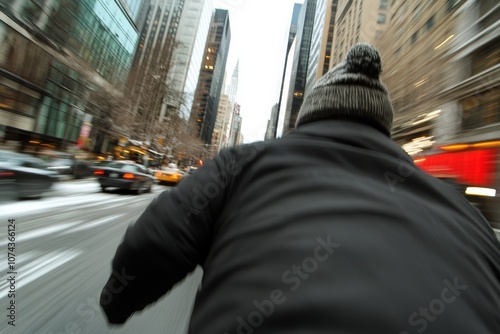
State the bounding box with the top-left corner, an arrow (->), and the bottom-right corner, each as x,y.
1,178 -> 202,334
0,178 -> 499,334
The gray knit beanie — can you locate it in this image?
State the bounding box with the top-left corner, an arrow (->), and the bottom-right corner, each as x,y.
295,43 -> 393,136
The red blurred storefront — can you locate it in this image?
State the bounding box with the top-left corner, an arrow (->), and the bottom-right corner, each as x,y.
414,142 -> 500,226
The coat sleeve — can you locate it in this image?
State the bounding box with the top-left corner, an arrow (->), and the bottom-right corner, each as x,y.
99,150 -> 238,324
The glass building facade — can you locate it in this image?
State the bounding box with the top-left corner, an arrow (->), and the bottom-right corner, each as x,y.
0,0 -> 139,152
190,9 -> 231,144
123,0 -> 143,22
7,0 -> 138,88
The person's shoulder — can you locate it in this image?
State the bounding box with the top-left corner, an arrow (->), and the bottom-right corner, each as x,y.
218,141 -> 268,163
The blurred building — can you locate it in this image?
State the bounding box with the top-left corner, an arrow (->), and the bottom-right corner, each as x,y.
281,0 -> 317,136
277,37 -> 297,138
265,103 -> 279,141
375,0 -> 465,145
228,103 -> 242,146
376,0 -> 500,225
330,0 -> 389,65
226,59 -> 239,108
126,0 -> 213,144
0,0 -> 140,154
169,0 -> 213,120
305,0 -> 338,94
182,0 -> 213,121
121,0 -> 148,29
223,60 -> 239,146
189,8 -> 231,144
212,93 -> 231,151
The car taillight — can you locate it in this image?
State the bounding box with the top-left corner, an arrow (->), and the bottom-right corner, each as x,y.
94,169 -> 104,175
0,172 -> 15,177
123,173 -> 135,179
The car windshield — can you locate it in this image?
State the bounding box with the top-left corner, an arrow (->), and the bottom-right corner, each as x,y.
47,158 -> 72,165
107,163 -> 140,172
91,161 -> 113,167
162,168 -> 179,173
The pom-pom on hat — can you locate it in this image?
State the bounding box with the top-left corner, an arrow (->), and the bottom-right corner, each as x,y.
295,43 -> 393,136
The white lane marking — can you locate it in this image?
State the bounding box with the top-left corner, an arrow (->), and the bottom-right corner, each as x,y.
2,250 -> 38,266
1,250 -> 82,295
0,193 -> 132,216
60,214 -> 127,234
0,221 -> 82,247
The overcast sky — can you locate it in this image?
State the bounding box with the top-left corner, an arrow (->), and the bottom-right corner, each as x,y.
213,0 -> 304,143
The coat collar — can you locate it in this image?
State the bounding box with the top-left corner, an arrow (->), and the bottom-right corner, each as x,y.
292,120 -> 413,164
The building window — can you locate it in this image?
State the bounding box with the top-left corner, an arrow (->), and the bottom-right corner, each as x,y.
461,88 -> 500,130
413,4 -> 423,21
425,15 -> 435,30
379,0 -> 389,10
411,31 -> 418,44
377,13 -> 387,24
471,39 -> 500,75
394,47 -> 401,58
447,0 -> 460,13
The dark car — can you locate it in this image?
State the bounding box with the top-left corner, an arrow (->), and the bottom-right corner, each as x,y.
88,160 -> 115,171
0,150 -> 59,200
93,161 -> 154,194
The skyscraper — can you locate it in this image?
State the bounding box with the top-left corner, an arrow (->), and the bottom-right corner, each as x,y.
126,0 -> 187,139
168,0 -> 213,120
226,59 -> 239,107
182,0 -> 213,119
265,104 -> 280,140
123,0 -> 216,153
229,103 -> 242,146
330,0 -> 389,65
224,60 -> 239,146
272,3 -> 302,139
281,0 -> 318,136
190,8 -> 231,144
305,0 -> 339,93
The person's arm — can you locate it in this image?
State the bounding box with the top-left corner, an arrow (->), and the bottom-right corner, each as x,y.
99,150 -> 237,324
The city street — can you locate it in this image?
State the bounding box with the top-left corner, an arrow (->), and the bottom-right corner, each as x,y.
1,179 -> 202,334
0,178 -> 499,334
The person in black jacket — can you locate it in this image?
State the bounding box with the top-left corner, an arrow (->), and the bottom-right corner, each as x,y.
100,43 -> 500,333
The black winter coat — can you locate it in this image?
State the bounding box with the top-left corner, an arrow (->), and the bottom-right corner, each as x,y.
101,120 -> 500,333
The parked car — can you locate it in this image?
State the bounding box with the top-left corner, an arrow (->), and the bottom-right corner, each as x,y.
155,166 -> 184,185
88,160 -> 115,171
0,150 -> 58,200
93,161 -> 154,194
